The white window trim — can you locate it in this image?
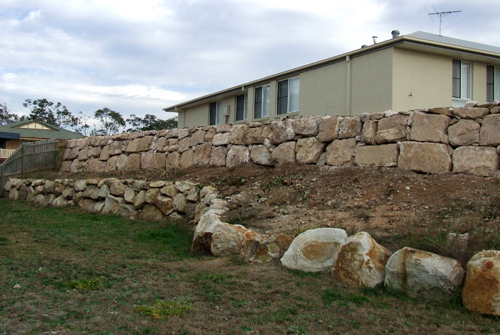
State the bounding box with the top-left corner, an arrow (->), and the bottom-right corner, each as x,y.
452,60 -> 471,107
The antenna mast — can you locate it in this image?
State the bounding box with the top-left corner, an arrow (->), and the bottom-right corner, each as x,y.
427,8 -> 461,35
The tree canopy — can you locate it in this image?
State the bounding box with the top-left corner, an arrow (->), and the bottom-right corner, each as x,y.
126,114 -> 177,132
22,99 -> 79,128
0,100 -> 19,126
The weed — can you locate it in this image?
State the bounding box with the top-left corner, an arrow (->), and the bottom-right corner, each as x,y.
64,277 -> 102,291
321,287 -> 370,307
136,299 -> 193,319
0,237 -> 10,246
216,175 -> 246,187
260,175 -> 284,193
197,272 -> 235,283
288,269 -> 321,278
288,325 -> 310,334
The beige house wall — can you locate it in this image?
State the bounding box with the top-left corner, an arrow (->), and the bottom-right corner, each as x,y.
392,48 -> 451,111
299,61 -> 347,117
350,48 -> 393,114
472,62 -> 487,103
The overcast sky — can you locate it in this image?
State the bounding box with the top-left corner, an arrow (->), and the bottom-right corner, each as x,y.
1,0 -> 500,123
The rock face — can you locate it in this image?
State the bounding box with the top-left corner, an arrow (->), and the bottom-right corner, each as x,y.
281,228 -> 347,272
332,232 -> 391,288
453,146 -> 499,177
409,112 -> 449,143
398,142 -> 451,174
354,144 -> 398,167
384,247 -> 465,302
462,250 -> 500,316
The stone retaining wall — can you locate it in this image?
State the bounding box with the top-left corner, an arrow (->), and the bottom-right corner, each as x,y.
2,177 -> 226,225
60,104 -> 500,176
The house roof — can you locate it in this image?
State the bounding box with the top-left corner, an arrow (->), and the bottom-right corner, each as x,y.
0,131 -> 20,140
0,120 -> 84,140
164,31 -> 500,113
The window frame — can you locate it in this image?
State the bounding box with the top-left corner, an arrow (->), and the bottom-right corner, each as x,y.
487,65 -> 500,102
452,60 -> 471,101
277,76 -> 300,115
254,84 -> 270,119
236,94 -> 248,121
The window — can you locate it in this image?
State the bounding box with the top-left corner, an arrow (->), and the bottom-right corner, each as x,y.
278,77 -> 300,114
487,66 -> 500,102
254,84 -> 270,119
209,101 -> 222,125
236,94 -> 247,121
452,60 -> 471,100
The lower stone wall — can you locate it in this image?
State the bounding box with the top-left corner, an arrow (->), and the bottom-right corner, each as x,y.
60,104 -> 500,177
2,177 -> 226,225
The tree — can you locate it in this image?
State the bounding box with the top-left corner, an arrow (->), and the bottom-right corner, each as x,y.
0,100 -> 19,125
22,98 -> 78,128
126,114 -> 178,132
91,108 -> 126,136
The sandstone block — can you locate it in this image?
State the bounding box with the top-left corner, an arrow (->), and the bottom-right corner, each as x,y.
179,150 -> 194,169
242,234 -> 294,263
453,146 -> 499,177
226,145 -> 250,167
243,126 -> 272,145
354,144 -> 398,167
154,195 -> 174,215
463,250 -> 500,316
212,133 -> 230,146
189,130 -> 206,147
116,155 -> 129,170
178,137 -> 190,153
361,120 -> 377,145
83,185 -> 100,200
293,117 -> 320,136
375,115 -> 408,144
332,232 -> 391,288
318,117 -> 340,142
398,142 -> 451,174
281,228 -> 347,272
454,107 -> 489,119
110,180 -> 127,197
229,124 -> 248,145
409,112 -> 450,143
166,152 -> 180,169
480,114 -> 500,146
137,136 -> 154,152
173,193 -> 187,213
338,117 -> 362,139
210,146 -> 228,166
271,141 -> 296,166
269,119 -> 295,145
250,145 -> 273,166
384,247 -> 464,302
325,139 -> 356,166
138,204 -> 165,222
295,137 -> 325,164
448,120 -> 480,146
150,153 -> 166,170
193,143 -> 212,166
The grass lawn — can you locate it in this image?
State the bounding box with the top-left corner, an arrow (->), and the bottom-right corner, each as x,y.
0,199 -> 499,335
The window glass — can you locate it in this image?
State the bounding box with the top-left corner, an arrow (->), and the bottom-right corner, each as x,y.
254,87 -> 262,119
289,77 -> 300,113
452,60 -> 461,98
236,94 -> 247,121
277,80 -> 288,115
209,102 -> 222,125
262,85 -> 270,118
495,67 -> 500,101
461,62 -> 471,99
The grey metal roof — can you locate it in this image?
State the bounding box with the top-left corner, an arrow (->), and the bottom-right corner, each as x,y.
407,31 -> 500,54
0,120 -> 83,140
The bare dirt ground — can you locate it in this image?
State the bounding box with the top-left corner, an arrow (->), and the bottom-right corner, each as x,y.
59,163 -> 500,259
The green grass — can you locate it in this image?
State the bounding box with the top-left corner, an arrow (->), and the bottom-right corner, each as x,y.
1,199 -> 500,334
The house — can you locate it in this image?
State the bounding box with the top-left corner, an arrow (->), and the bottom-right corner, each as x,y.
0,120 -> 83,160
164,31 -> 500,129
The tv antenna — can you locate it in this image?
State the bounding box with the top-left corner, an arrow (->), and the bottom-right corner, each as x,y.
426,6 -> 461,35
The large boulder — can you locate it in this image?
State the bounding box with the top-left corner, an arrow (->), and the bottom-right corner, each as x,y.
354,144 -> 398,167
281,228 -> 347,272
325,139 -> 356,166
332,232 -> 391,288
384,247 -> 465,302
241,234 -> 294,263
453,146 -> 499,177
375,114 -> 408,144
226,145 -> 250,167
409,112 -> 450,143
295,137 -> 325,164
480,114 -> 500,146
448,120 -> 480,147
462,250 -> 500,316
398,142 -> 451,174
192,210 -> 257,256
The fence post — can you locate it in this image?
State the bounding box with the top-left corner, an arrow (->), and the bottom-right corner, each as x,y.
0,164 -> 4,197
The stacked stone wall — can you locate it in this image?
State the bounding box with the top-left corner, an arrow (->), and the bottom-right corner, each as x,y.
2,177 -> 225,224
60,104 -> 500,177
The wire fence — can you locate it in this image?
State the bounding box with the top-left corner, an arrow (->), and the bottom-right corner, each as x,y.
0,139 -> 59,196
